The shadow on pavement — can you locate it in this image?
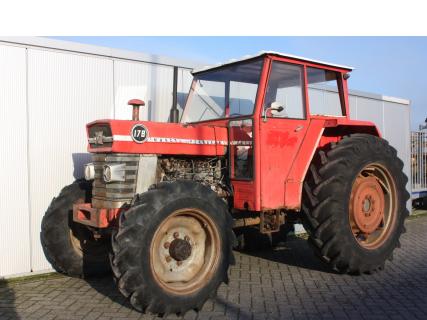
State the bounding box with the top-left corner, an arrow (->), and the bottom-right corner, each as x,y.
0,279 -> 19,319
261,239 -> 336,274
237,231 -> 338,274
84,276 -> 134,310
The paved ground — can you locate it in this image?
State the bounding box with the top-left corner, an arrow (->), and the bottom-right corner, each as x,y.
1,216 -> 427,320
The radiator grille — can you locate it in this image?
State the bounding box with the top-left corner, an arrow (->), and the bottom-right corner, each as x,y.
88,124 -> 113,148
92,153 -> 140,205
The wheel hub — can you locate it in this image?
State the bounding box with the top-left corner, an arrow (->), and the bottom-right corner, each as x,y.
151,214 -> 211,285
351,176 -> 385,234
169,238 -> 192,261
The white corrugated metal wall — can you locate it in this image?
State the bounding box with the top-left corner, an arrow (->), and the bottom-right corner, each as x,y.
0,45 -> 31,276
0,40 -> 194,277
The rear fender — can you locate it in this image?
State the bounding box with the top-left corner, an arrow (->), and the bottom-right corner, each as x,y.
284,120 -> 380,211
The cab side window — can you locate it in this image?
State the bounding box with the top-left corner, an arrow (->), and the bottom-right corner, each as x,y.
265,62 -> 305,119
307,67 -> 344,116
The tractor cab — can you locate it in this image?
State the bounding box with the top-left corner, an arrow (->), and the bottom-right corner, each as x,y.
181,52 -> 356,213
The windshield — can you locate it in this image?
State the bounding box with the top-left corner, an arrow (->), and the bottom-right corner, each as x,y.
181,58 -> 264,123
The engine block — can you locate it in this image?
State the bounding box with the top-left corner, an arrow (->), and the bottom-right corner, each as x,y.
158,157 -> 229,197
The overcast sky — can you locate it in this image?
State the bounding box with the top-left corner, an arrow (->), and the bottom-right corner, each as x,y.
51,36 -> 427,130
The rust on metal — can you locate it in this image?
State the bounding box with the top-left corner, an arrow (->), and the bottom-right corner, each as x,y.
349,163 -> 398,250
233,217 -> 261,228
150,208 -> 220,295
169,239 -> 192,261
73,203 -> 121,228
350,176 -> 385,234
260,210 -> 284,234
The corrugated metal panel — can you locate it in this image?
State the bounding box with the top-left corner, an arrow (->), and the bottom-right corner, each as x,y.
177,68 -> 193,118
114,61 -> 173,122
353,96 -> 385,135
383,101 -> 411,196
27,49 -> 114,272
348,95 -> 358,119
0,37 -> 200,70
0,45 -> 31,276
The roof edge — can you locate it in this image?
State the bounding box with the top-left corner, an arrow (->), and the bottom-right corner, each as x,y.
193,51 -> 354,74
0,36 -> 202,69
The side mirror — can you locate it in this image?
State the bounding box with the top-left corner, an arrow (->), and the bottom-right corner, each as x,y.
263,102 -> 285,122
270,101 -> 284,114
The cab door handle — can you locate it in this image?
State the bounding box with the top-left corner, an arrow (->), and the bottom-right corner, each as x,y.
295,125 -> 304,132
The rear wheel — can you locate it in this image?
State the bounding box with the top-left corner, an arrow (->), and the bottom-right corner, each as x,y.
302,134 -> 409,273
111,181 -> 235,316
41,180 -> 111,277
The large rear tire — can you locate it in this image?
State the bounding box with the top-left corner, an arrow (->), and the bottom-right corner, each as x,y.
302,134 -> 409,274
41,180 -> 111,277
111,181 -> 235,316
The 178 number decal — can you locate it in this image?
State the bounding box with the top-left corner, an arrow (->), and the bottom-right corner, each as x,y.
131,124 -> 148,143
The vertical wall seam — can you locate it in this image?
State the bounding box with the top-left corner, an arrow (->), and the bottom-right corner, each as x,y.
382,101 -> 386,137
356,97 -> 359,119
25,47 -> 33,272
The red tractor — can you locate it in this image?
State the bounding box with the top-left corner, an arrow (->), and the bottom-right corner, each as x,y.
41,52 -> 409,315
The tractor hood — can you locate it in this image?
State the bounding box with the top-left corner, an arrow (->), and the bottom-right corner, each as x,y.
86,120 -> 229,156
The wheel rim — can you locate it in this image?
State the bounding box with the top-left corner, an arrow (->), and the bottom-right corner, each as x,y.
150,208 -> 221,295
69,198 -> 85,256
349,163 -> 398,249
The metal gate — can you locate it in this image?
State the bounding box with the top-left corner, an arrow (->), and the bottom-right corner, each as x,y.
411,131 -> 427,198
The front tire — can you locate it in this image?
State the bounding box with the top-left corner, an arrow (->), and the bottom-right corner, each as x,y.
41,180 -> 111,277
111,181 -> 235,316
302,134 -> 409,274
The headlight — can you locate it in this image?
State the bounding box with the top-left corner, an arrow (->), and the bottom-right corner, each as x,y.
84,163 -> 95,180
103,163 -> 126,182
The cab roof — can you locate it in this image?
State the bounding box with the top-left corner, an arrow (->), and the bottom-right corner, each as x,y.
192,51 -> 354,74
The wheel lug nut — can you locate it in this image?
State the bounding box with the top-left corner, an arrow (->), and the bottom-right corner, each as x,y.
173,232 -> 179,239
165,256 -> 172,262
163,242 -> 170,249
184,235 -> 190,242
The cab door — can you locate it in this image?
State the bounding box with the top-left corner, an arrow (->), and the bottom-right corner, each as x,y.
258,61 -> 309,210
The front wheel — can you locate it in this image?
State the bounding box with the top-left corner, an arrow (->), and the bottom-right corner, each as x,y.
111,181 -> 235,316
302,134 -> 409,274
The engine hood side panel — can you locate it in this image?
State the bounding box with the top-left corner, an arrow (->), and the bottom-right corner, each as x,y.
87,120 -> 229,156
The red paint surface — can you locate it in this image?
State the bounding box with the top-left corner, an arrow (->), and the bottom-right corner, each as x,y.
73,203 -> 121,228
87,120 -> 229,156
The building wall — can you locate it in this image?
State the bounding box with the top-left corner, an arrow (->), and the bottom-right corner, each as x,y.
0,45 -> 31,276
0,38 -> 411,278
0,40 -> 193,277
